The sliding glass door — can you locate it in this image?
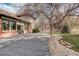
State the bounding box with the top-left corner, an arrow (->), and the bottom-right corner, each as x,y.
17,23 -> 24,34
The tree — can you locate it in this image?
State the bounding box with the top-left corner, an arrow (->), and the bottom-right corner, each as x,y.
18,3 -> 61,34
17,3 -> 79,35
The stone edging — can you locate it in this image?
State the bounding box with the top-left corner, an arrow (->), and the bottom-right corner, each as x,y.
59,39 -> 75,49
48,35 -> 79,56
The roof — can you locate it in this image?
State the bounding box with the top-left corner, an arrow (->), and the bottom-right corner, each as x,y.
0,9 -> 30,24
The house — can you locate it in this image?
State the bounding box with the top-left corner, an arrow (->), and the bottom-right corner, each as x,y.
0,9 -> 32,38
18,16 -> 35,32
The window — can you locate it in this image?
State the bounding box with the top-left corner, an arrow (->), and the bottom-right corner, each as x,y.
10,21 -> 16,30
2,20 -> 9,30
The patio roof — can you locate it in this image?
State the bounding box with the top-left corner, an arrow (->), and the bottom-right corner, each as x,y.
0,9 -> 30,24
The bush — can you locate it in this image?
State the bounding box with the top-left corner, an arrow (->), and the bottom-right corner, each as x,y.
61,25 -> 69,33
32,28 -> 40,33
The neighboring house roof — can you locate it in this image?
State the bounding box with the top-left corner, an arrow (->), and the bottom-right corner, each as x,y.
0,9 -> 30,24
18,16 -> 34,23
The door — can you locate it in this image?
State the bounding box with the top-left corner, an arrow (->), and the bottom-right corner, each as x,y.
17,24 -> 24,34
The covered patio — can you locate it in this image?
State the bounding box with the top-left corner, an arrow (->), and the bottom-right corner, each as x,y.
0,9 -> 32,38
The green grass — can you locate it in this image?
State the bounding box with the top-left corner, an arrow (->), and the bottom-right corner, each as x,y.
63,35 -> 79,52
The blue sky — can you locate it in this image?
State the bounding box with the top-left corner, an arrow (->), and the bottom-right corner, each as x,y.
0,3 -> 17,14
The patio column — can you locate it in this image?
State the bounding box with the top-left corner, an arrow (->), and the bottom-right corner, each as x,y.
29,24 -> 32,33
0,16 -> 2,34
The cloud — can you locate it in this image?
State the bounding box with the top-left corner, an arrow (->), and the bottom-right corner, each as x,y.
0,3 -> 17,14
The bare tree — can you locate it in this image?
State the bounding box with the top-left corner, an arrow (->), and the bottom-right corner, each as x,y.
17,3 -> 79,35
17,3 -> 61,34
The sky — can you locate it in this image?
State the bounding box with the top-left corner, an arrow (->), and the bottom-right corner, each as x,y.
0,3 -> 21,14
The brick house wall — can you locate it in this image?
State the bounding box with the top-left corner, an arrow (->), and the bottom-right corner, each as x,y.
0,30 -> 17,38
0,16 -> 2,34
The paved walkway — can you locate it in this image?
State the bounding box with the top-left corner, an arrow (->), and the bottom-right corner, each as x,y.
0,33 -> 51,56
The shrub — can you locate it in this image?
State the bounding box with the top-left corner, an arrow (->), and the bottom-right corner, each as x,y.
32,28 -> 40,33
61,25 -> 69,33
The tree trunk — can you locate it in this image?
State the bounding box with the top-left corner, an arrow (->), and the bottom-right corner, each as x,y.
49,19 -> 52,35
49,24 -> 52,35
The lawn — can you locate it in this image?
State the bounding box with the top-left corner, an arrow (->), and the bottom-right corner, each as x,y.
63,35 -> 79,52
